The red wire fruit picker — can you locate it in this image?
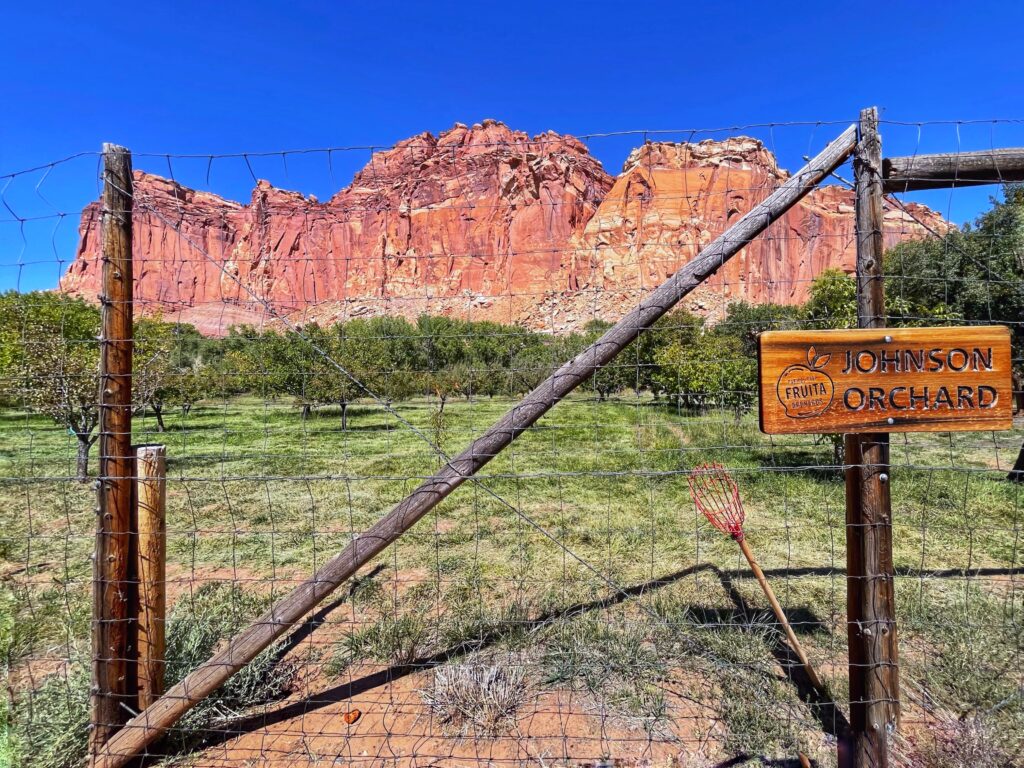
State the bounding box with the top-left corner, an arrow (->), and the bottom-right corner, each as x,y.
688,463 -> 824,694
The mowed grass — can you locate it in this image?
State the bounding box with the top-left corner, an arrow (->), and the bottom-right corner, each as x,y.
1,395 -> 1022,765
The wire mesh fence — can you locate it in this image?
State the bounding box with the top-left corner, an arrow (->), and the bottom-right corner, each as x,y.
1,117 -> 1022,768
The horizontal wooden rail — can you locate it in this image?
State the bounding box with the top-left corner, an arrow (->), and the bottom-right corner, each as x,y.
883,148 -> 1024,192
92,122 -> 857,768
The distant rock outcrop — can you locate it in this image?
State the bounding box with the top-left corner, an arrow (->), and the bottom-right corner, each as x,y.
61,121 -> 947,335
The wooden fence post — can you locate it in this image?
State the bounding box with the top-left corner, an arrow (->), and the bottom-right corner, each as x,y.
135,445 -> 166,710
91,143 -> 136,756
842,107 -> 898,768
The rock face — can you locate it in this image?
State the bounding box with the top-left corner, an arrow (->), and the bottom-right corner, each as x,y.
61,122 -> 946,335
555,138 -> 948,325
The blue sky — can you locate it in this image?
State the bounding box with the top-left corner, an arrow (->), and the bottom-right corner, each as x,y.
3,0 -> 1023,292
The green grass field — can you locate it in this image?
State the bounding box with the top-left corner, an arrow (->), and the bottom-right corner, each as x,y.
2,396 -> 1022,767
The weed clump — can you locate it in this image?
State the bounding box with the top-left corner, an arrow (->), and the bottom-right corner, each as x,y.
11,664 -> 89,768
917,714 -> 1019,768
540,614 -> 670,731
420,656 -> 530,735
168,582 -> 294,734
332,612 -> 430,671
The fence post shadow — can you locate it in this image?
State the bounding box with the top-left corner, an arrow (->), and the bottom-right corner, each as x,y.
119,554 -> 1022,765
171,560 -> 850,760
710,565 -> 851,744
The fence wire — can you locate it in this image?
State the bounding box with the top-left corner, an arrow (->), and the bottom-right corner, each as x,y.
1,118 -> 1022,768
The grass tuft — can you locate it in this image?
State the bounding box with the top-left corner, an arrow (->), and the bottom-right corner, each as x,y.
420,655 -> 530,735
11,663 -> 89,768
918,713 -> 1019,768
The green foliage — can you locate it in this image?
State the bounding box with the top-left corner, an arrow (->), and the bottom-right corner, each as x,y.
652,326 -> 756,410
12,663 -> 89,768
717,668 -> 806,758
901,582 -> 1023,714
331,611 -> 430,672
134,317 -> 210,429
225,323 -> 358,417
886,185 -> 1024,358
331,581 -> 436,671
0,292 -> 102,478
0,294 -> 214,466
801,268 -> 858,330
559,319 -> 636,400
11,583 -> 292,768
719,301 -> 800,357
343,316 -> 419,402
540,614 -> 669,729
506,339 -> 554,394
0,291 -> 100,424
609,308 -> 703,398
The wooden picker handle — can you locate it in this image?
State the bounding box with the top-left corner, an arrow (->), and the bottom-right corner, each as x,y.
738,536 -> 825,694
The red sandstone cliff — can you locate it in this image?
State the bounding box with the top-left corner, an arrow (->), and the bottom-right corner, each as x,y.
61,122 -> 947,335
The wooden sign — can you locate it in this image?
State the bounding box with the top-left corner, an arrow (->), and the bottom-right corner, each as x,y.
758,326 -> 1014,434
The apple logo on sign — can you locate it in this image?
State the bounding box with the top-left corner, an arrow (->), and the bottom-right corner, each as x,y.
776,346 -> 835,419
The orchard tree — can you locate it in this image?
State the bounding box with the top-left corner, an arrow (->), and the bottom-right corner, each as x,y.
719,301 -> 800,357
801,269 -> 858,330
415,315 -> 468,406
0,292 -> 22,407
313,323 -> 365,430
575,320 -> 635,401
0,292 -> 102,480
133,318 -> 211,431
223,328 -> 294,414
652,327 -> 756,414
887,186 -> 1024,480
344,316 -> 419,405
631,309 -> 703,398
507,340 -> 555,396
463,320 -> 526,399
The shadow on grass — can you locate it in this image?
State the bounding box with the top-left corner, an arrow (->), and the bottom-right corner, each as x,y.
150,560 -> 1024,762
180,562 -> 850,758
758,450 -> 843,483
711,565 -> 848,745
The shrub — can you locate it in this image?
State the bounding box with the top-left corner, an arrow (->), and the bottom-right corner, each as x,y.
167,583 -> 294,732
13,583 -> 292,767
330,612 -> 430,673
918,714 -> 1019,768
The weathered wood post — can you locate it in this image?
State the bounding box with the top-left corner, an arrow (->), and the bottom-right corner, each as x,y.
843,106 -> 897,767
91,143 -> 136,756
135,444 -> 167,710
